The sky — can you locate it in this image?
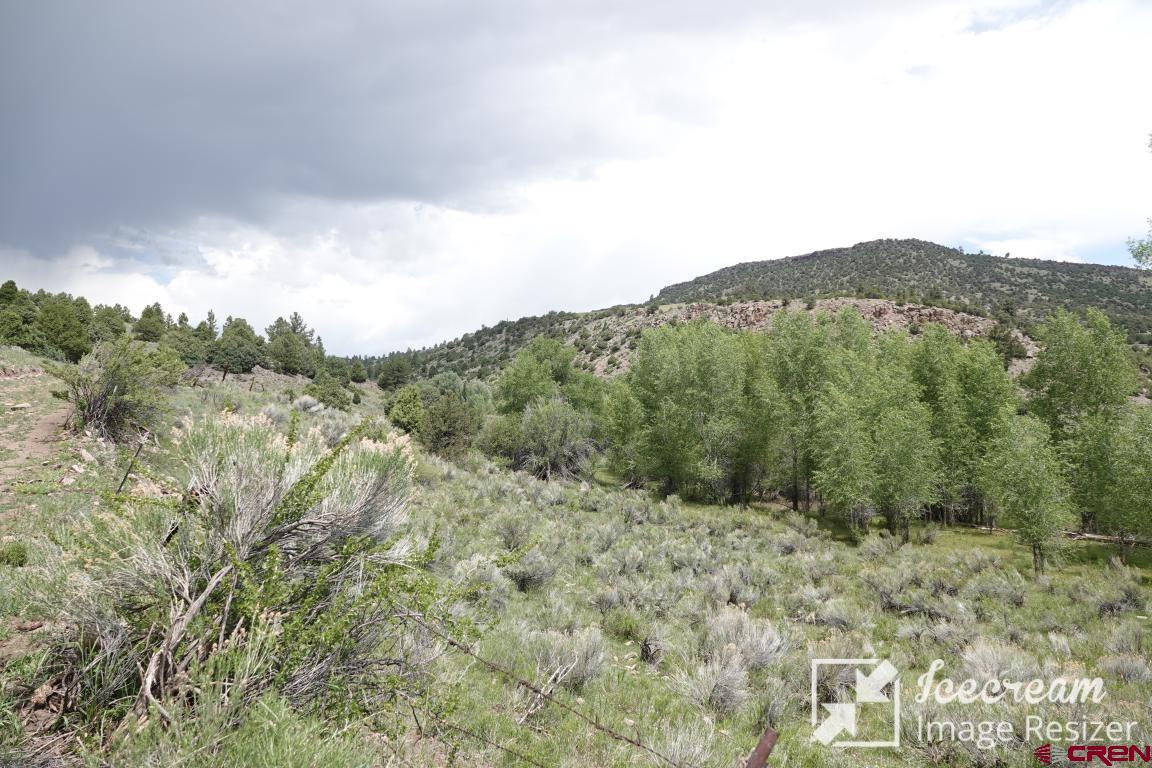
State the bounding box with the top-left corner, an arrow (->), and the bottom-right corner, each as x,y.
1,0 -> 1150,355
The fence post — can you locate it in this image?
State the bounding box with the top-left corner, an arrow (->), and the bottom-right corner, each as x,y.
744,727 -> 779,768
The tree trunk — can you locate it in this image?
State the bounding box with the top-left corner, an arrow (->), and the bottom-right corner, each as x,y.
790,446 -> 799,512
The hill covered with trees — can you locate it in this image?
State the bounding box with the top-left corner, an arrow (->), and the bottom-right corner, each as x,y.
655,238 -> 1152,341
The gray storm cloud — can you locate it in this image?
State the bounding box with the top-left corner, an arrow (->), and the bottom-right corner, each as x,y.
0,0 -> 902,254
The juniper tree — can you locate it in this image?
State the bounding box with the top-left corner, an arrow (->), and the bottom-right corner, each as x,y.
388,384 -> 427,436
214,317 -> 264,375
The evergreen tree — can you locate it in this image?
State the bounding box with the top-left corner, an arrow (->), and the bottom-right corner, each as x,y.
92,305 -> 128,342
194,310 -> 218,344
388,384 -> 427,436
36,295 -> 92,362
376,356 -> 413,390
214,317 -> 264,374
421,391 -> 479,459
133,302 -> 167,342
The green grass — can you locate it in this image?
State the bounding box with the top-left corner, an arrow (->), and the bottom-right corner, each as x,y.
2,373 -> 1150,767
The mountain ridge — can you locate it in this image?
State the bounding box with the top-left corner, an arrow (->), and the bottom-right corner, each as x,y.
370,237 -> 1149,381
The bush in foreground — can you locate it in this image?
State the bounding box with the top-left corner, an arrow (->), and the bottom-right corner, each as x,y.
48,336 -> 185,440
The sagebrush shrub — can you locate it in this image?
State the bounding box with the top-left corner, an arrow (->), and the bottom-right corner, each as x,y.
521,626 -> 607,691
676,654 -> 749,715
702,606 -> 786,670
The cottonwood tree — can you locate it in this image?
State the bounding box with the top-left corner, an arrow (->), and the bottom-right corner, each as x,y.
767,310 -> 833,511
617,321 -> 777,502
813,384 -> 875,532
1102,406 -> 1152,554
1025,309 -> 1136,439
980,415 -> 1073,575
1025,309 -> 1136,530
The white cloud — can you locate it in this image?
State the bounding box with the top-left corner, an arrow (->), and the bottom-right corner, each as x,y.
4,0 -> 1151,354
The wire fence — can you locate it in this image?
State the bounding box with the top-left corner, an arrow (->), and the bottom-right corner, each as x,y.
401,612 -> 781,768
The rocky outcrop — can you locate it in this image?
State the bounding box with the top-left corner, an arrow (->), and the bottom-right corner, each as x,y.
566,298 -> 1020,377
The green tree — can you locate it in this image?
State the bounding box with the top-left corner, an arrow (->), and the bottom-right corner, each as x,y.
92,305 -> 128,342
36,295 -> 92,362
133,302 -> 167,342
421,391 -> 479,459
813,384 -> 876,533
495,346 -> 561,415
618,321 -> 776,502
0,279 -> 17,306
194,310 -> 218,344
1024,309 -> 1136,439
767,310 -> 833,510
0,294 -> 43,349
214,317 -> 264,375
265,314 -> 317,376
304,370 -> 352,411
160,326 -> 208,366
349,360 -> 367,383
266,331 -> 313,376
980,415 -> 1073,575
376,356 -> 413,390
388,384 -> 427,436
1106,406 -> 1152,550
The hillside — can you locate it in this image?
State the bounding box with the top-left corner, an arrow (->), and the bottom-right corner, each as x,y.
388,298 -> 1013,380
378,237 -> 1146,382
655,238 -> 1152,341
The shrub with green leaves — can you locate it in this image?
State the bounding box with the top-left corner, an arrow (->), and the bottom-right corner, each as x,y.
48,336 -> 186,440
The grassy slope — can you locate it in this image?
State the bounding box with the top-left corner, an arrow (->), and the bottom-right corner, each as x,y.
1,361 -> 1150,767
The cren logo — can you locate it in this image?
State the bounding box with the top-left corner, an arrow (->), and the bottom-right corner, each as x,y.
1067,745 -> 1152,765
811,658 -> 900,748
1034,743 -> 1052,765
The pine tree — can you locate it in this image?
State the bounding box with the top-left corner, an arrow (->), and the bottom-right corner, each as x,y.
133,302 -> 167,342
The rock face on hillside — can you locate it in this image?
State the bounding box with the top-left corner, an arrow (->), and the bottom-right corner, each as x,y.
567,298 -> 1018,377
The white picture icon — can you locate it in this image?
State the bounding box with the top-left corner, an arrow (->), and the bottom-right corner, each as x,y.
811,658 -> 901,748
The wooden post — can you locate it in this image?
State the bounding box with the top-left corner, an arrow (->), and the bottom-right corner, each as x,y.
744,727 -> 779,768
116,437 -> 147,495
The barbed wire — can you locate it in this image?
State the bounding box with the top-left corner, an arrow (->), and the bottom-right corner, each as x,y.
402,612 -> 688,768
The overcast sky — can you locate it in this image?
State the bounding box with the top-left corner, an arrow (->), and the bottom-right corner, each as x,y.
1,0 -> 1150,355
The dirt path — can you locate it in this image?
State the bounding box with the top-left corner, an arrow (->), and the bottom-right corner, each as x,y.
0,372 -> 70,494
